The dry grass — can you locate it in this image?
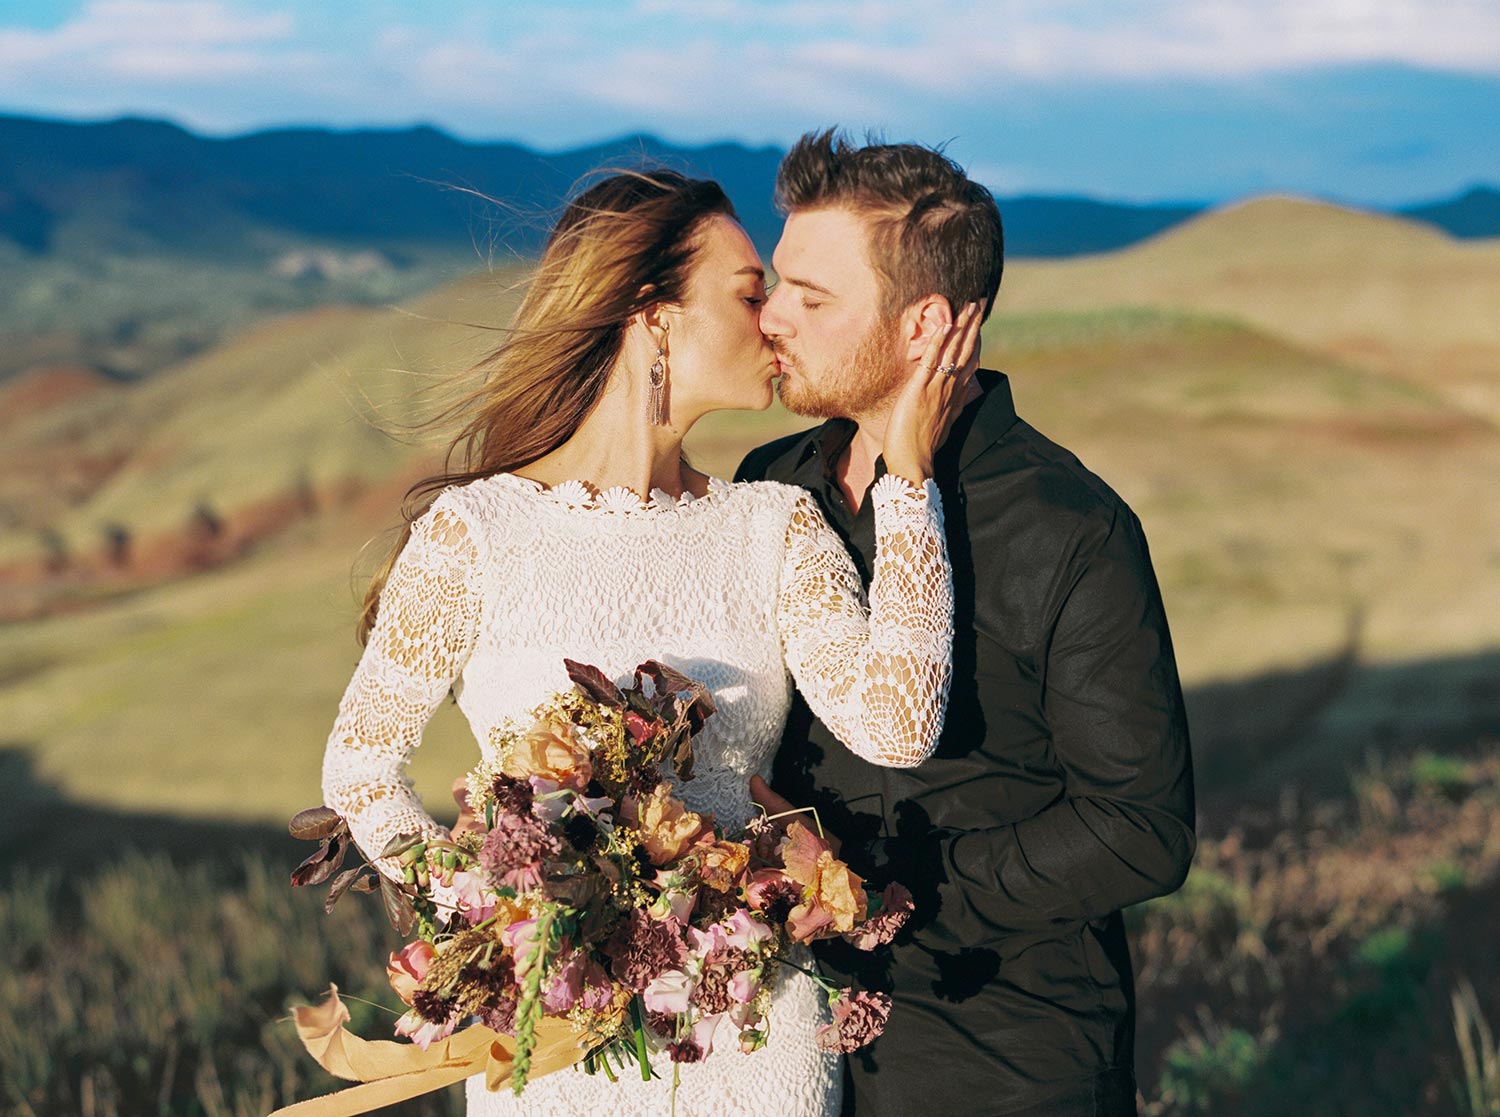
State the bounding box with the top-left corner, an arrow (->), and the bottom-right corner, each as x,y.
1133,746 -> 1500,1115
1003,197 -> 1500,423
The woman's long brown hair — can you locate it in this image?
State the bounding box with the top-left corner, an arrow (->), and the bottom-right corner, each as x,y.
357,169 -> 737,643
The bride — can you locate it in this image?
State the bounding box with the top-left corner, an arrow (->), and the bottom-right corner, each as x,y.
320,169 -> 979,1116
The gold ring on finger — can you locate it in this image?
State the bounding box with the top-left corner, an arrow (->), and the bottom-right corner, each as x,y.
937,363 -> 959,377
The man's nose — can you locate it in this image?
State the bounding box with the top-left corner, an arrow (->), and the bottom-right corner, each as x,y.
759,288 -> 790,338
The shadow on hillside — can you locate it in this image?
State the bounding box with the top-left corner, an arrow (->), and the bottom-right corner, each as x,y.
0,744 -> 458,877
1185,643 -> 1500,816
1,642 -> 1497,874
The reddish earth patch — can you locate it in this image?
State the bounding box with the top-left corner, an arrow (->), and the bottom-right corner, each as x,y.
0,364 -> 117,428
0,474 -> 376,621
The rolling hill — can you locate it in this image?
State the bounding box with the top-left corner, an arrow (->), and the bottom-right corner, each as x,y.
2,236 -> 1498,819
1002,197 -> 1500,423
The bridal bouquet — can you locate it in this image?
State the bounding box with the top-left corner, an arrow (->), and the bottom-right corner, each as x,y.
285,658 -> 912,1108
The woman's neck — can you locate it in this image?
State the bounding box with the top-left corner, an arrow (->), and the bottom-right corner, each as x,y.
515,362 -> 707,499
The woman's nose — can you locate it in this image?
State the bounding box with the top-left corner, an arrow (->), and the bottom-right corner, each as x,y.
759,290 -> 789,338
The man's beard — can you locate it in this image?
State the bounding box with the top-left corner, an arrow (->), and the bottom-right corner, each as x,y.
777,317 -> 906,420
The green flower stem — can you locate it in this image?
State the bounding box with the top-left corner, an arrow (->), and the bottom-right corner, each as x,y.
510,905 -> 558,1096
774,958 -> 840,998
758,804 -> 829,841
628,995 -> 652,1082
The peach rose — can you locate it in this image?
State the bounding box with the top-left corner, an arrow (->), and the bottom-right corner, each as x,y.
386,940 -> 437,1006
697,838 -> 751,893
502,712 -> 593,790
623,784 -> 712,866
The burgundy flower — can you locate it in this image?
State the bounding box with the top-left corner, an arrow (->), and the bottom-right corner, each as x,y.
479,997 -> 518,1035
644,1009 -> 678,1039
479,812 -> 561,892
490,774 -> 534,816
689,948 -> 751,1016
606,910 -> 688,992
411,988 -> 457,1026
744,869 -> 801,926
843,883 -> 915,950
815,990 -> 892,1053
667,1038 -> 703,1063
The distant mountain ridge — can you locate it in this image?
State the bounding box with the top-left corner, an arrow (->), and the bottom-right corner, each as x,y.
0,111 -> 1190,261
4,111 -> 1495,264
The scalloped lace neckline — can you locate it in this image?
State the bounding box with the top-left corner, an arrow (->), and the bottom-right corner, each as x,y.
492,472 -> 731,515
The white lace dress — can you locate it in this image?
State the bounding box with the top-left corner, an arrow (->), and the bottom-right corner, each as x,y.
321,471 -> 953,1117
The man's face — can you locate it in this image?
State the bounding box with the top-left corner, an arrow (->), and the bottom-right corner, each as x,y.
760,207 -> 906,419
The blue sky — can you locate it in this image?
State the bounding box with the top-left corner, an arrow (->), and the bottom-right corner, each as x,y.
2,0 -> 1499,204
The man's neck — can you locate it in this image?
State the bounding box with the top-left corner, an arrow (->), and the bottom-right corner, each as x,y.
834,410 -> 890,515
833,376 -> 985,513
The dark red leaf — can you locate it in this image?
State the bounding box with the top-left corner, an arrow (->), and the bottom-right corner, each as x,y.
324,867 -> 362,914
349,873 -> 381,894
638,661 -> 716,735
380,874 -> 416,936
565,659 -> 626,708
291,838 -> 339,887
289,806 -> 344,841
668,726 -> 696,782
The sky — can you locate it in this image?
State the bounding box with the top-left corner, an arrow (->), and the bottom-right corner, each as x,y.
2,0 -> 1499,205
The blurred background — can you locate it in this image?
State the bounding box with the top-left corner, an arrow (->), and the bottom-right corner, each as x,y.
2,2 -> 1499,1114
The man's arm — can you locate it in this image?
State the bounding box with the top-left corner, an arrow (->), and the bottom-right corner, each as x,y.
924,503 -> 1196,940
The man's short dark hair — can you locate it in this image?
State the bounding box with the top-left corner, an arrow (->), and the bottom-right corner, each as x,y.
776,128 -> 1004,321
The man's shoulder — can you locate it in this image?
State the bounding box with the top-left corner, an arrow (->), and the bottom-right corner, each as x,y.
976,416 -> 1142,543
734,425 -> 822,484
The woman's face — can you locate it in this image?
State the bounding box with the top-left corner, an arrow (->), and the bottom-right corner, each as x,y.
664,214 -> 778,419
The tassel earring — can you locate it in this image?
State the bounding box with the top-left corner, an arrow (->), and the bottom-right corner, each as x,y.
648,328 -> 669,426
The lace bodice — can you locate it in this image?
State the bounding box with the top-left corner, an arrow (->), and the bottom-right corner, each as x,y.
319,470 -> 953,1117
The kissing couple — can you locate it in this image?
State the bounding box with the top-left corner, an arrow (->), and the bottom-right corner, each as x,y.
321,128 -> 1195,1116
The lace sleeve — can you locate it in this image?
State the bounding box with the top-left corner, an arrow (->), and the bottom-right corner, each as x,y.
775,475 -> 954,767
321,490 -> 484,879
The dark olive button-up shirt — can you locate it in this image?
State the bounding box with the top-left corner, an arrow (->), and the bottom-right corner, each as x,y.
736,370 -> 1196,1116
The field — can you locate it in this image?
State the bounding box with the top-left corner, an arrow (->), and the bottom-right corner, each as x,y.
3,197 -> 1498,1115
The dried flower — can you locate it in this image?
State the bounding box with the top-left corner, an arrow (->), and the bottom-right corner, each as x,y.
815,990 -> 892,1053
843,882 -> 915,950
607,909 -> 689,992
479,813 -> 562,893
696,839 -> 751,892
690,949 -> 751,1015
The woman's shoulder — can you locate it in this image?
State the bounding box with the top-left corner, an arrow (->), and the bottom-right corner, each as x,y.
718,477 -> 816,510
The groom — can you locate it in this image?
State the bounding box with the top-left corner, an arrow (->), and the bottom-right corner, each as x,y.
737,131 -> 1196,1116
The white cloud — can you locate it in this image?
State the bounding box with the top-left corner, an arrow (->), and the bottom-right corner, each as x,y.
0,0 -> 294,82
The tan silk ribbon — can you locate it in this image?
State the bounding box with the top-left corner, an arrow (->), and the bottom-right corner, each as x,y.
268,985 -> 588,1116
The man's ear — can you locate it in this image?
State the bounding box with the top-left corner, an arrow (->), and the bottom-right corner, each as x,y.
904,295 -> 955,363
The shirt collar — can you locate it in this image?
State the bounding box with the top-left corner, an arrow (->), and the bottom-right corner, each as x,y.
788,369 -> 1020,478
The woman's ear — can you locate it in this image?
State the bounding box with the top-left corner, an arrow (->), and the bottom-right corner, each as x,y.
632,305 -> 670,353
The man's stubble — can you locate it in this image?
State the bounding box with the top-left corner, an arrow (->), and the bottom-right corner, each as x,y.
776,314 -> 905,421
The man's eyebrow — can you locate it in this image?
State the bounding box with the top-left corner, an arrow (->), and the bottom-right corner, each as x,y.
783,276 -> 835,297
734,265 -> 765,279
